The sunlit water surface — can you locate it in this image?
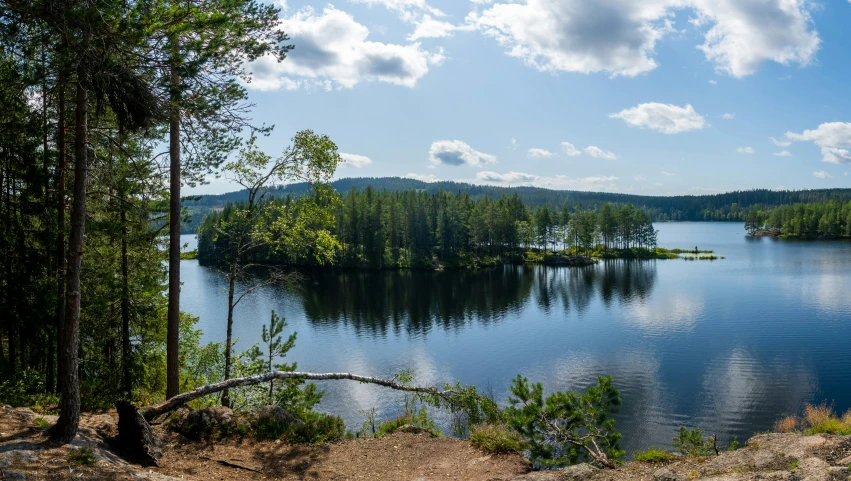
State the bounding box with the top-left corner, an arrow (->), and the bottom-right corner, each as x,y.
180,223 -> 851,453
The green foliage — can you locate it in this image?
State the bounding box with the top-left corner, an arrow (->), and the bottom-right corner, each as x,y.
0,370 -> 59,410
673,427 -> 717,457
469,424 -> 525,454
505,375 -> 623,468
634,448 -> 675,463
253,409 -> 346,444
728,437 -> 740,451
376,406 -> 440,437
68,447 -> 97,466
34,417 -> 53,429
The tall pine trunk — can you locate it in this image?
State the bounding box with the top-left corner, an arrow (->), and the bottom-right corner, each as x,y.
166,59 -> 181,399
121,195 -> 131,397
54,80 -> 67,394
51,72 -> 88,444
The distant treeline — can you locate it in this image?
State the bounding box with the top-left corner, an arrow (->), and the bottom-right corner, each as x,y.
183,177 -> 851,233
746,200 -> 851,238
197,188 -> 659,269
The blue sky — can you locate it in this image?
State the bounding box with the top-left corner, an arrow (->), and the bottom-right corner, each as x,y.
195,0 -> 851,196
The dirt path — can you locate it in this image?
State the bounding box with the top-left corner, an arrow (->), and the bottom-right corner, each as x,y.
0,406 -> 529,481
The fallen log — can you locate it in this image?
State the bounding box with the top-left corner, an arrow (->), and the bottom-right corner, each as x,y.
140,371 -> 458,421
113,371 -> 458,465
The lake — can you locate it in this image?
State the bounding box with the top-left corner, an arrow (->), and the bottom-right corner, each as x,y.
179,222 -> 851,454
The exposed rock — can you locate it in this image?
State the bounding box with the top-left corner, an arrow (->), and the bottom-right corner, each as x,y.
0,448 -> 40,467
559,463 -> 599,481
169,406 -> 239,440
653,467 -> 685,481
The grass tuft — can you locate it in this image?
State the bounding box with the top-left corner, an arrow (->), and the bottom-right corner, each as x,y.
469,424 -> 524,455
68,447 -> 97,466
634,447 -> 675,463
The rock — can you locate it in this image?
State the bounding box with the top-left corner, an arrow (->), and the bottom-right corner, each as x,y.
509,472 -> 562,481
115,400 -> 162,466
169,406 -> 237,440
653,467 -> 686,481
558,463 -> 599,481
0,469 -> 27,480
0,448 -> 39,467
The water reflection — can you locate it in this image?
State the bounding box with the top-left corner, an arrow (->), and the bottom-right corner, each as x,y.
181,224 -> 851,454
296,261 -> 658,337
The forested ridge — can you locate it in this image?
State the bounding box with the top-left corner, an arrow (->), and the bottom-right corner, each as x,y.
183,177 -> 851,232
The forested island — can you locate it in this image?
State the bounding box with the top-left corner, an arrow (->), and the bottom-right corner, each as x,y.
745,200 -> 851,238
196,189 -> 692,270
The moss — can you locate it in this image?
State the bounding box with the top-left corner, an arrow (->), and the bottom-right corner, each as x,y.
634,448 -> 675,463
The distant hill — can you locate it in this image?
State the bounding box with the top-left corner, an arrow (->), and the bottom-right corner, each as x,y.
181,177 -> 851,233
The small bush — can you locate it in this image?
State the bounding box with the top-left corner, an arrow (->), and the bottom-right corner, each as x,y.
377,406 -> 440,437
774,404 -> 851,435
774,416 -> 800,433
673,427 -> 715,457
634,448 -> 674,463
68,447 -> 97,466
804,404 -> 834,428
469,424 -> 524,454
33,417 -> 53,430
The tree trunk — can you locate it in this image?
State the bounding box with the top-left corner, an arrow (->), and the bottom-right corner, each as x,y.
121,200 -> 131,397
166,59 -> 181,399
221,271 -> 236,408
141,371 -> 459,421
51,73 -> 88,444
54,81 -> 67,395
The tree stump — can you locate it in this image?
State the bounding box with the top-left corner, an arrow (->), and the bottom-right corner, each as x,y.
115,400 -> 162,466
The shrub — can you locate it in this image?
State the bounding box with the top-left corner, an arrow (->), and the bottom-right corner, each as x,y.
470,424 -> 524,454
506,375 -> 623,468
376,406 -> 440,437
774,416 -> 800,433
673,427 -> 716,457
253,406 -> 346,443
775,403 -> 851,435
33,417 -> 53,430
0,370 -> 60,409
634,448 -> 674,463
68,447 -> 97,466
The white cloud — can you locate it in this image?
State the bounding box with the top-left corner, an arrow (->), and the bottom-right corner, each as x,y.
634,175 -> 646,181
339,153 -> 373,168
408,15 -> 476,40
773,150 -> 792,157
813,170 -> 832,179
351,0 -> 445,20
721,113 -> 735,120
585,146 -> 618,160
510,138 -> 518,148
690,0 -> 820,78
786,122 -> 851,164
404,173 -> 440,182
769,136 -> 792,147
246,6 -> 444,90
737,146 -> 755,154
561,142 -> 582,156
472,171 -> 619,190
846,172 -> 849,177
429,140 -> 497,166
661,170 -> 675,176
528,148 -> 555,158
467,0 -> 820,78
610,103 -> 706,134
708,79 -> 717,85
